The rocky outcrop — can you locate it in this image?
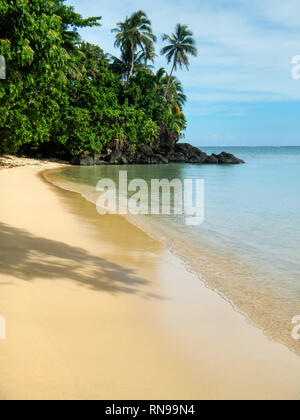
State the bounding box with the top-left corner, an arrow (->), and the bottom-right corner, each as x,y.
213,152 -> 245,164
172,143 -> 209,164
71,152 -> 95,166
152,123 -> 179,154
72,123 -> 245,166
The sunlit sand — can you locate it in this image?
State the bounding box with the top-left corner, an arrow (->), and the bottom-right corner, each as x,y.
0,165 -> 300,400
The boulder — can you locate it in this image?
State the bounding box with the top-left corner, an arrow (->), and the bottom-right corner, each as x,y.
95,159 -> 107,166
205,154 -> 219,164
109,149 -> 123,164
175,143 -> 208,164
157,154 -> 169,164
150,122 -> 179,154
71,153 -> 94,166
166,152 -> 186,163
216,152 -> 245,164
139,144 -> 155,157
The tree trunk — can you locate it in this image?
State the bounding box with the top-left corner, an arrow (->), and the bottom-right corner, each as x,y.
128,43 -> 135,83
164,61 -> 176,100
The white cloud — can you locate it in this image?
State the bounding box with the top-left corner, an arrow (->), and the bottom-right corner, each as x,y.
69,0 -> 300,109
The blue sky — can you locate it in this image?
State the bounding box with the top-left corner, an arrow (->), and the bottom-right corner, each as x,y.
66,0 -> 300,146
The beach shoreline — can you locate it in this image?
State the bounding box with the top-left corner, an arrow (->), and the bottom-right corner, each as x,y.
0,164 -> 300,400
0,155 -> 69,171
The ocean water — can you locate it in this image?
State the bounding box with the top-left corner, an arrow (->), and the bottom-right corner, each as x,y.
47,147 -> 300,355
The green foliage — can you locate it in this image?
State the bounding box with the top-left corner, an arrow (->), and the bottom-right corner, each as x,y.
112,10 -> 157,82
0,0 -> 66,154
53,1 -> 101,80
0,1 -> 195,157
53,44 -> 158,155
53,0 -> 101,53
161,23 -> 198,99
161,24 -> 198,70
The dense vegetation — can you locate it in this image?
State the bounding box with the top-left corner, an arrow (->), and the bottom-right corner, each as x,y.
0,0 -> 197,158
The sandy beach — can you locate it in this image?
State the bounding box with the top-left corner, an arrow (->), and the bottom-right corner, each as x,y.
0,164 -> 300,400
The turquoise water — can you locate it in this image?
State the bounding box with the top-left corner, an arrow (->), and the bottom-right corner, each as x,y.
193,146 -> 300,289
48,147 -> 300,354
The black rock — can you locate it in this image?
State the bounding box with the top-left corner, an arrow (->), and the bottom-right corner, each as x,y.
139,144 -> 155,157
151,122 -> 179,154
94,157 -> 107,165
71,124 -> 245,166
175,143 -> 208,164
166,152 -> 186,162
109,149 -> 123,164
157,154 -> 169,164
216,152 -> 245,164
205,154 -> 219,164
71,153 -> 95,166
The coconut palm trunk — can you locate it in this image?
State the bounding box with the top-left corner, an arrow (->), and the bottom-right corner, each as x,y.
128,43 -> 135,81
164,60 -> 176,99
112,11 -> 157,84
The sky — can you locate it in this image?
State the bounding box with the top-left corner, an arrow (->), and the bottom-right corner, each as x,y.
66,0 -> 300,147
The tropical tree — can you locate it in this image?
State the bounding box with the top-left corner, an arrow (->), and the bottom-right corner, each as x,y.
0,1 -> 190,157
0,0 -> 67,154
110,50 -> 154,83
53,1 -> 101,54
154,67 -> 167,92
112,10 -> 157,82
155,69 -> 186,108
53,0 -> 101,80
165,76 -> 187,109
161,24 -> 197,98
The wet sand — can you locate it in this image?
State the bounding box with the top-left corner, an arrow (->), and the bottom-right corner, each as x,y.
0,165 -> 300,400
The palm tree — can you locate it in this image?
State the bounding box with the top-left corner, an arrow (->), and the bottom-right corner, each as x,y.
109,54 -> 130,83
161,24 -> 197,99
155,68 -> 187,109
167,76 -> 187,109
110,51 -> 154,83
112,10 -> 157,82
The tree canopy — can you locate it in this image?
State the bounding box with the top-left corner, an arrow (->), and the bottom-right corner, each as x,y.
0,0 -> 197,158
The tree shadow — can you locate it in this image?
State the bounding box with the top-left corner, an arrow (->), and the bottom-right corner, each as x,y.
0,222 -> 160,297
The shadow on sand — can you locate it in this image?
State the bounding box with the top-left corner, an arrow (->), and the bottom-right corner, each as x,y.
0,222 -> 161,297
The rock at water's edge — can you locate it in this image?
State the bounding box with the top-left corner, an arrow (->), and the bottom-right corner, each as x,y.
72,124 -> 245,166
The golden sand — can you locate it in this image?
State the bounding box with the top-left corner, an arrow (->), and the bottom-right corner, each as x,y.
0,165 -> 300,400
